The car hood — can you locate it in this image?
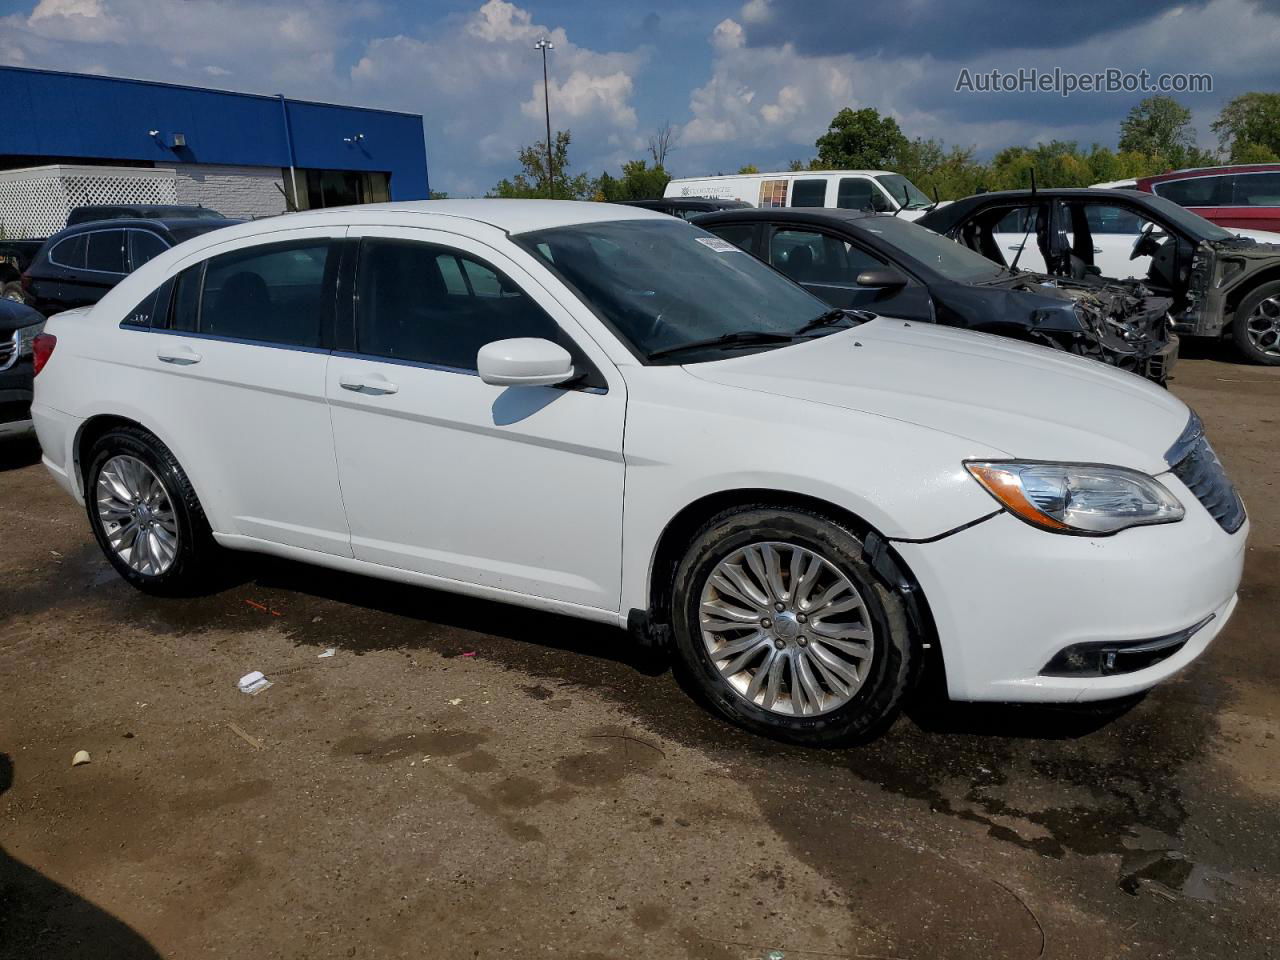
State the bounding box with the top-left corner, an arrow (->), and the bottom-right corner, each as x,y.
683,318 -> 1189,474
0,298 -> 44,333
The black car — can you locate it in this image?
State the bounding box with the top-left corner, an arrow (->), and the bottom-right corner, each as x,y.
23,216 -> 239,316
619,197 -> 751,221
694,207 -> 1176,383
0,297 -> 45,439
918,188 -> 1280,365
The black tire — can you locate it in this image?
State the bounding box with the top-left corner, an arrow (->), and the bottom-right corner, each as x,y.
670,506 -> 916,747
1231,280 -> 1280,366
84,425 -> 219,595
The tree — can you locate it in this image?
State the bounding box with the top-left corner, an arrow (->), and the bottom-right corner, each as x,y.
490,130 -> 594,199
737,164 -> 760,174
814,107 -> 909,170
648,121 -> 678,167
1213,93 -> 1280,162
1118,96 -> 1214,169
593,160 -> 671,201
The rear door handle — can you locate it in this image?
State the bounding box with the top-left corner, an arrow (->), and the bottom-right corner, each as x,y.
1007,244 -> 1025,251
157,346 -> 202,365
339,374 -> 399,395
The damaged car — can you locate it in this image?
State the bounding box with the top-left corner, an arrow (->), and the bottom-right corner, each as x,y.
917,188 -> 1280,365
695,207 -> 1176,383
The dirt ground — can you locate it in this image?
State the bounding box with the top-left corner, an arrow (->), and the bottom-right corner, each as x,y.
2,343 -> 1278,960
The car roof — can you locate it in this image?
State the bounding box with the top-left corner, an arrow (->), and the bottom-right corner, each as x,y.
917,188 -> 1166,228
51,216 -> 241,237
1139,163 -> 1280,185
694,207 -> 887,227
137,200 -> 673,254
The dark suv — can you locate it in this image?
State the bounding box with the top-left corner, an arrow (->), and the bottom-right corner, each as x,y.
22,217 -> 238,316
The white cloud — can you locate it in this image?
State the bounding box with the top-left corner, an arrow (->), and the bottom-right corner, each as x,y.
740,0 -> 772,23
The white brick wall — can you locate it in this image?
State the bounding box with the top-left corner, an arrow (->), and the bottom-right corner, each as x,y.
172,163 -> 288,220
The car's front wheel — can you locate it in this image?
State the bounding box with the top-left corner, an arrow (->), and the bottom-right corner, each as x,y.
85,425 -> 219,595
1232,280 -> 1280,365
670,506 -> 916,746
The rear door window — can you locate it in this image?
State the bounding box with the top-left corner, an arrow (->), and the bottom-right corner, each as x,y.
170,240 -> 336,347
1154,175 -> 1231,206
129,230 -> 169,270
790,179 -> 828,207
85,231 -> 127,274
701,222 -> 757,253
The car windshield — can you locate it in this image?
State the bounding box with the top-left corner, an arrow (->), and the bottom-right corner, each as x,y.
876,174 -> 932,210
856,217 -> 1005,283
515,219 -> 834,362
1137,194 -> 1234,241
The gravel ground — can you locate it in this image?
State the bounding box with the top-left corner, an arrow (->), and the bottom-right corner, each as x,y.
1,343 -> 1278,960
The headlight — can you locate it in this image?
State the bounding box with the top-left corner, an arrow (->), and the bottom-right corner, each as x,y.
966,461 -> 1184,535
13,321 -> 45,357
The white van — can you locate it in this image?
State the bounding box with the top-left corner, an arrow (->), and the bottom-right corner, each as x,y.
664,170 -> 935,220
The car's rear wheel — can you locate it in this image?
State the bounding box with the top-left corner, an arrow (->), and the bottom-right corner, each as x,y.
1232,280 -> 1280,365
85,425 -> 218,595
670,506 -> 916,746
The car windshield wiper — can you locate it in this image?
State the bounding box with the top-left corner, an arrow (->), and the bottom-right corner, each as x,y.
794,308 -> 870,336
646,329 -> 798,361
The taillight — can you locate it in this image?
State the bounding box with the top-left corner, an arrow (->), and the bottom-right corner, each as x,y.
32,333 -> 56,375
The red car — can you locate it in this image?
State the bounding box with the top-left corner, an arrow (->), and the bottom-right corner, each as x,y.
1137,164 -> 1280,234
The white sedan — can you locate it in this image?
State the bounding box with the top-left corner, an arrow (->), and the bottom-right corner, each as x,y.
29,200 -> 1248,745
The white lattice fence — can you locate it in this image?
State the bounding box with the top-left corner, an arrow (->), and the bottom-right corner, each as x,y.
0,165 -> 177,238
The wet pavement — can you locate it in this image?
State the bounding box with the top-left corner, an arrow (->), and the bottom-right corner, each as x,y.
1,344 -> 1278,959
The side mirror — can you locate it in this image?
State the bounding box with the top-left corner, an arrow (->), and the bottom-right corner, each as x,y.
855,267 -> 908,289
477,338 -> 575,387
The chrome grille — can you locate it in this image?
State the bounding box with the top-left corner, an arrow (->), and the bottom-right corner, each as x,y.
1166,414 -> 1245,534
0,336 -> 16,372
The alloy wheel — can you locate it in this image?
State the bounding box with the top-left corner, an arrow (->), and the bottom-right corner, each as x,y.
698,541 -> 875,717
96,455 -> 179,576
1245,295 -> 1280,357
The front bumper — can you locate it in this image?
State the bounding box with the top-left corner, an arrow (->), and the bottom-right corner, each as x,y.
894,492 -> 1247,703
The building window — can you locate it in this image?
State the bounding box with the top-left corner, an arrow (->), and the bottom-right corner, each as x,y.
286,169 -> 391,211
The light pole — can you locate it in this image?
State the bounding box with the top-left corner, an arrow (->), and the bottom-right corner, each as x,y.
534,37 -> 554,198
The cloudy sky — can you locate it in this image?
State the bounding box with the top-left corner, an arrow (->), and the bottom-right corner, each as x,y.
3,0 -> 1280,195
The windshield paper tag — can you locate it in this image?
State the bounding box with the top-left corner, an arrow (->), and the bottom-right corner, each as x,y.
695,236 -> 742,253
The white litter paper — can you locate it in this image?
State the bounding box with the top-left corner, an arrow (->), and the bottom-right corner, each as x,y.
237,670 -> 272,695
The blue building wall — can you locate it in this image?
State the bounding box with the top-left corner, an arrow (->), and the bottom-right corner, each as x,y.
2,66 -> 429,199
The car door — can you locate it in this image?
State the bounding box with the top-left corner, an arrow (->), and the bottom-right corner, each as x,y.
137,226 -> 353,555
128,229 -> 171,272
990,206 -> 1047,272
1080,202 -> 1156,279
326,227 -> 626,612
79,229 -> 130,304
763,225 -> 929,316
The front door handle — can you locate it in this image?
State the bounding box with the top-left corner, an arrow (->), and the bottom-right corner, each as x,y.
339,374 -> 399,395
1092,246 -> 1104,254
1007,244 -> 1025,251
157,346 -> 202,365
